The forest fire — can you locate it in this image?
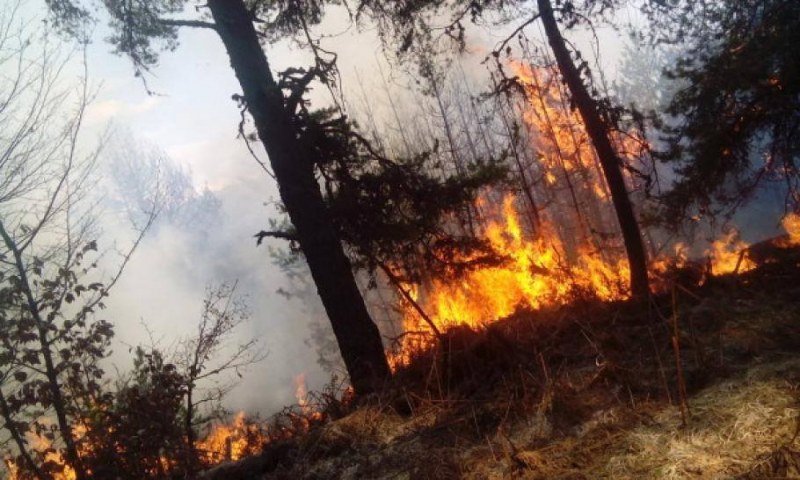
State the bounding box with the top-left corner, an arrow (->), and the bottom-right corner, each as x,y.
389,62 -> 643,366
390,200 -> 800,367
5,428 -> 78,480
389,194 -> 631,367
196,412 -> 265,463
780,212 -> 800,245
388,60 -> 800,369
294,373 -> 311,414
705,229 -> 755,275
5,413 -> 265,478
292,373 -> 324,428
510,63 -> 613,204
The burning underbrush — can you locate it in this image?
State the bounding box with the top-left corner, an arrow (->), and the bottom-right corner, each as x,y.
202,241 -> 800,479
387,192 -> 800,370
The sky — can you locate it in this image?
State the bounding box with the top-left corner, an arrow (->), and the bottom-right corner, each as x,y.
3,0 -> 674,418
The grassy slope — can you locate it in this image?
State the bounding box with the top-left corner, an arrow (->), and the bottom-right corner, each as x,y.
205,247 -> 800,480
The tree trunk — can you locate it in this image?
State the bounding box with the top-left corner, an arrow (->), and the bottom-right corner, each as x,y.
185,380 -> 197,472
537,0 -> 650,298
207,0 -> 391,395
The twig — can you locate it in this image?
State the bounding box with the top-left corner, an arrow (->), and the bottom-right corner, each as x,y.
648,325 -> 672,405
671,287 -> 690,426
378,263 -> 442,338
254,230 -> 298,245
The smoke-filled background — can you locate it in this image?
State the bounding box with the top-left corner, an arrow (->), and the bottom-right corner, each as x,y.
70,5 -> 426,415
12,0 -> 786,419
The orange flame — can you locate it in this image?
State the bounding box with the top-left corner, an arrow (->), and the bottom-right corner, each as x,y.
388,62 -> 655,367
293,373 -> 312,415
781,212 -> 800,245
5,423 -> 84,480
705,229 -> 755,275
388,61 -> 771,367
511,63 -> 613,206
292,373 -> 323,427
196,412 -> 265,463
390,194 -> 632,367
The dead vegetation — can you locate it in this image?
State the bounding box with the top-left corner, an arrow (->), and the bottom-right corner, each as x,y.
203,246 -> 800,479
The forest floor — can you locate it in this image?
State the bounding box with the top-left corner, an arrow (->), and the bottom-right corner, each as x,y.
204,245 -> 800,480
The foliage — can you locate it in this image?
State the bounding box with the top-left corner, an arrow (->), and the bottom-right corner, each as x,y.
79,348 -> 188,478
63,284 -> 262,478
298,108 -> 508,283
174,282 -> 264,465
649,0 -> 800,225
0,8 -> 153,477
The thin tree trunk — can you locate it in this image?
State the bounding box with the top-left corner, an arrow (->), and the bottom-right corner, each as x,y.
185,381 -> 196,471
537,0 -> 650,298
207,0 -> 391,395
376,58 -> 414,157
0,221 -> 86,480
428,73 -> 477,236
523,64 -> 592,250
491,73 -> 541,232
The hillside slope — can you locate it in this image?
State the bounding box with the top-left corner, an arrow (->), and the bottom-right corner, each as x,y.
205,248 -> 800,479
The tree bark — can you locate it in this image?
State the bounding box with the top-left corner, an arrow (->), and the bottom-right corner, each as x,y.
206,0 -> 391,395
537,0 -> 650,298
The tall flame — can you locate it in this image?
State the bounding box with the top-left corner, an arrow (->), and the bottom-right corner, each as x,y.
511,63 -> 613,205
389,61 -> 648,366
389,61 -> 789,367
293,373 -> 312,415
390,194 -> 631,367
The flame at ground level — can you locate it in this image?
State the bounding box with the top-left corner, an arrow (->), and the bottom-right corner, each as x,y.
705,229 -> 756,275
424,196 -> 629,327
389,197 -> 800,369
781,212 -> 800,245
197,412 -> 265,463
390,195 -> 632,368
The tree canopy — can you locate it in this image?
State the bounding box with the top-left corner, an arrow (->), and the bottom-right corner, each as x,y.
650,0 -> 800,224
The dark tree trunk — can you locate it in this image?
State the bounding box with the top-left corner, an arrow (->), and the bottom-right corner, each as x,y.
537,0 -> 650,298
207,0 -> 391,395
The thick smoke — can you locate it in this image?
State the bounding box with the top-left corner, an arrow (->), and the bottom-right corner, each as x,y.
99,131 -> 336,416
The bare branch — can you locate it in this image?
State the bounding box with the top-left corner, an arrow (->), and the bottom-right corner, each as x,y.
254,229 -> 298,245
158,18 -> 218,30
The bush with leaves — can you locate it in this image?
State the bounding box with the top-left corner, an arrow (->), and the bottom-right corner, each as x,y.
79,347 -> 188,478
73,284 -> 262,478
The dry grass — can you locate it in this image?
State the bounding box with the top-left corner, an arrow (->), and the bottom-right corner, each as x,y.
607,360 -> 800,479
203,247 -> 800,480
